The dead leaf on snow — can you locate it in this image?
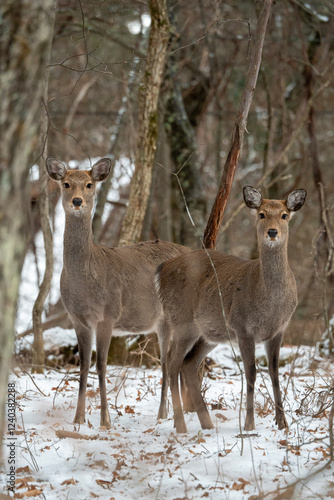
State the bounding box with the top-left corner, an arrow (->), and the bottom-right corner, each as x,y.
272,484 -> 296,500
231,478 -> 250,491
96,479 -> 113,490
16,477 -> 35,487
143,427 -> 155,433
15,488 -> 44,498
61,478 -> 78,485
16,466 -> 31,475
215,413 -> 228,421
91,460 -> 107,469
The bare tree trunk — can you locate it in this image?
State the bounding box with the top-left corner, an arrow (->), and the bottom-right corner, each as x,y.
304,31 -> 334,344
203,0 -> 272,249
32,6 -> 56,374
163,73 -> 206,247
118,0 -> 171,246
0,0 -> 56,458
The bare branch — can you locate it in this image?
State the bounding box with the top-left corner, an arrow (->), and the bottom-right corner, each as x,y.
203,0 -> 272,249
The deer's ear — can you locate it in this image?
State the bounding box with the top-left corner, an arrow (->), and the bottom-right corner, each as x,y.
46,158 -> 67,181
286,189 -> 307,212
91,158 -> 111,182
243,186 -> 262,209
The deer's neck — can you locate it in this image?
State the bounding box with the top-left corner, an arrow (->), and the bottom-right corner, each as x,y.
258,241 -> 291,292
63,213 -> 94,271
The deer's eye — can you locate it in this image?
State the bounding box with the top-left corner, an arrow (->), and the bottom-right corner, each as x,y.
63,182 -> 70,189
282,213 -> 288,220
259,213 -> 265,219
86,183 -> 93,189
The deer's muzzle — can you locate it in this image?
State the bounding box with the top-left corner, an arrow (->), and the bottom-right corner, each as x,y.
73,198 -> 83,207
267,228 -> 278,240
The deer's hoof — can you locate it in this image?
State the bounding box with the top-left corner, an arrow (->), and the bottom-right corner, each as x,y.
73,415 -> 85,425
244,418 -> 255,431
202,421 -> 214,430
276,415 -> 289,430
175,420 -> 187,434
157,408 -> 168,420
100,414 -> 111,428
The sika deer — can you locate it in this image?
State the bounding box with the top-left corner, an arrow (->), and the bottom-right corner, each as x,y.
156,186 -> 306,433
46,157 -> 189,427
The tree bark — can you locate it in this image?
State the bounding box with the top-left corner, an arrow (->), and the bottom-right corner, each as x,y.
0,0 -> 56,457
163,73 -> 207,247
203,0 -> 272,249
32,5 -> 56,374
118,0 -> 171,246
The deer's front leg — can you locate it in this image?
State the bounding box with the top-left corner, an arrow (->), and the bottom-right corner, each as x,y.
265,333 -> 288,430
96,318 -> 113,428
238,334 -> 256,431
73,321 -> 93,425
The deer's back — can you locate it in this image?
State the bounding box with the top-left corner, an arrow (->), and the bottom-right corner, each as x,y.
61,240 -> 189,332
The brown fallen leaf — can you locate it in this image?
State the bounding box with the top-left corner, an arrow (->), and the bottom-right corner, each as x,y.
16,477 -> 35,487
215,413 -> 228,421
96,479 -> 113,490
61,478 -> 78,486
15,488 -> 43,498
16,466 -> 31,475
272,485 -> 296,500
231,478 -> 250,491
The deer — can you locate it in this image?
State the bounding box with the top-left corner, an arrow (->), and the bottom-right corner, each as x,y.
156,186 -> 307,433
46,157 -> 190,428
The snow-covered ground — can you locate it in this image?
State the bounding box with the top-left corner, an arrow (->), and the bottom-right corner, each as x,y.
1,342 -> 333,499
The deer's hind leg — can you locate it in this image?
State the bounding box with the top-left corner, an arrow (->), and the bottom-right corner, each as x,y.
168,328 -> 200,433
73,319 -> 93,425
181,338 -> 215,430
180,371 -> 195,412
156,318 -> 171,420
96,318 -> 113,427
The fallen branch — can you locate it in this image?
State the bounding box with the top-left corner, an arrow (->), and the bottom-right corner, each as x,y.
18,311 -> 70,338
55,429 -> 109,440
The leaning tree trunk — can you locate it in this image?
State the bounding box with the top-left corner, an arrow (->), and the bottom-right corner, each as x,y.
203,0 -> 272,249
118,0 -> 171,246
0,0 -> 56,458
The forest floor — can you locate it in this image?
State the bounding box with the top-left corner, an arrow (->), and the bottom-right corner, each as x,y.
1,336 -> 333,500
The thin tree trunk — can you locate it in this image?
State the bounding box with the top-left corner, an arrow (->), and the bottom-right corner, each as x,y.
32,6 -> 56,374
0,0 -> 56,458
118,0 -> 171,246
203,0 -> 272,249
163,73 -> 206,247
304,32 -> 334,341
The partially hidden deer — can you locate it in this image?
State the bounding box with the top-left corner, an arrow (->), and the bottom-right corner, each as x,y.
46,157 -> 190,427
156,186 -> 307,433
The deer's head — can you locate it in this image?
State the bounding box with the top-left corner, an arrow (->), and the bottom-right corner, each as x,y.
46,158 -> 111,216
243,186 -> 307,248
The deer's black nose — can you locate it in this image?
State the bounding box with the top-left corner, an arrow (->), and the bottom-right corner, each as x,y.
73,198 -> 82,207
268,229 -> 278,238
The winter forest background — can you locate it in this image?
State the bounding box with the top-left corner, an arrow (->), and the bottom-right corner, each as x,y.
1,0 -> 334,498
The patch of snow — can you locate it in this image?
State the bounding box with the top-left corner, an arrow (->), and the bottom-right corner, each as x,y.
2,343 -> 333,499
